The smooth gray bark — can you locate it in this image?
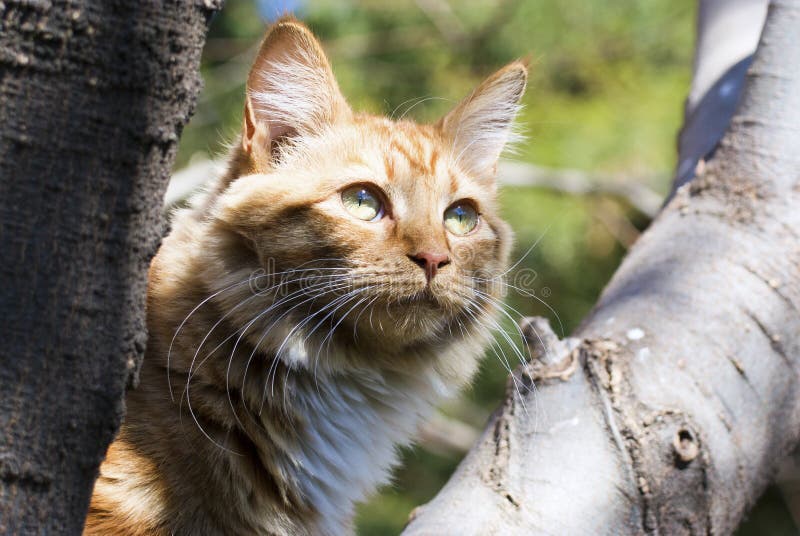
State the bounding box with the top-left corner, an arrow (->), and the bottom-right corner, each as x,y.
674,0 -> 768,191
404,1 -> 800,533
0,1 -> 220,533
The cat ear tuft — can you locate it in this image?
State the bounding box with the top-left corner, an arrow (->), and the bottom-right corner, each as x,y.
439,61 -> 528,180
243,18 -> 350,160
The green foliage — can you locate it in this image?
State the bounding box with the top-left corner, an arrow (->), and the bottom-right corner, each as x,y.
176,1 -> 796,533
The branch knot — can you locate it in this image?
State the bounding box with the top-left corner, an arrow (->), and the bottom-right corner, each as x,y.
519,316 -> 580,382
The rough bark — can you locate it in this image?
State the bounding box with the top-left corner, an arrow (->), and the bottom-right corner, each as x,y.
0,1 -> 220,533
404,1 -> 800,534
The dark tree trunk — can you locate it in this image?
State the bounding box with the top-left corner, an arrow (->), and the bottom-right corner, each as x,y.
0,1 -> 220,533
404,1 -> 800,533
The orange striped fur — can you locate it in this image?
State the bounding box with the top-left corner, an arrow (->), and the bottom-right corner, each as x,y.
86,17 -> 526,536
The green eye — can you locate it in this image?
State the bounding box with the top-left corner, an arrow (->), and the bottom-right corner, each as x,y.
444,202 -> 479,235
341,185 -> 383,221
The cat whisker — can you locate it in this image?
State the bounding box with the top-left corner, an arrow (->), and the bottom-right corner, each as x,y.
457,295 -> 531,415
304,287 -> 375,400
186,273 -> 350,398
469,274 -> 565,338
460,288 -> 531,369
226,280 -> 360,436
485,226 -> 550,281
184,276 -> 354,450
255,284 -> 372,414
235,280 -> 355,419
471,287 -> 557,365
169,275 -> 261,401
463,286 -> 549,426
182,280 -> 337,452
301,285 -> 378,399
182,280 -> 292,412
290,286 -> 379,409
352,294 -> 381,342
222,279 -> 352,430
398,96 -> 452,120
265,284 -> 367,403
319,290 -> 375,356
390,95 -> 428,120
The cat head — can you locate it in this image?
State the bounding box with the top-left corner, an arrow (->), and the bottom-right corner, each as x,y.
211,18 -> 526,358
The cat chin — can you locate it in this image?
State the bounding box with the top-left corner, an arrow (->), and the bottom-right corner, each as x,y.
322,292 -> 484,346
330,302 -> 492,360
247,293 -> 489,373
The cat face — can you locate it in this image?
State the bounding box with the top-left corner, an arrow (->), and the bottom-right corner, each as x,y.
213,18 -> 526,351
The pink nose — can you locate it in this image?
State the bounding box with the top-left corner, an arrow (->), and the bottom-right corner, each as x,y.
408,252 -> 450,281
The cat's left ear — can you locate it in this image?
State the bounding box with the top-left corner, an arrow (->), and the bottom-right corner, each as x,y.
438,61 -> 527,180
242,18 -> 351,162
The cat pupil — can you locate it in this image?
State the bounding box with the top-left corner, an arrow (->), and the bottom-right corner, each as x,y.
357,190 -> 366,206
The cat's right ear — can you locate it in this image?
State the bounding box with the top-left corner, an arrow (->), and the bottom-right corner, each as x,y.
242,18 -> 350,163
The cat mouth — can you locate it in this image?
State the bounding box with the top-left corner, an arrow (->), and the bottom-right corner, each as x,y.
390,286 -> 473,318
394,288 -> 440,306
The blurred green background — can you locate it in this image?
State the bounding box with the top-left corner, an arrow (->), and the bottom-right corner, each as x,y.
175,1 -> 798,533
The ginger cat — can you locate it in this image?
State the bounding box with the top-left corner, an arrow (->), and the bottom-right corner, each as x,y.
85,17 -> 526,536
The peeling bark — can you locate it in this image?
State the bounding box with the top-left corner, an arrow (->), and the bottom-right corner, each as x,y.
404,1 -> 800,534
0,1 -> 220,533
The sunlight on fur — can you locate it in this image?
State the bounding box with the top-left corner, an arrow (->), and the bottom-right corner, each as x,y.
86,17 -> 530,536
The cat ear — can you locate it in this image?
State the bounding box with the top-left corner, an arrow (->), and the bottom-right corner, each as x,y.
242,18 -> 350,160
439,61 -> 527,179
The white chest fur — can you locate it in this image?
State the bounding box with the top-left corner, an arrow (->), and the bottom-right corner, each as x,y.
264,346 -> 457,535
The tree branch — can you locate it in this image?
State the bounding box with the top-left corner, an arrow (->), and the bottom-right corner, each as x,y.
499,161 -> 663,217
403,1 -> 800,533
417,412 -> 481,457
